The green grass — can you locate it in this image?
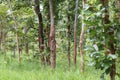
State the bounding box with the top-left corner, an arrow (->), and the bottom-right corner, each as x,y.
0,52 -> 119,80
0,63 -> 104,80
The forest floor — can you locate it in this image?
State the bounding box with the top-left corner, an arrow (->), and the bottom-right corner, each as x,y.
0,52 -> 118,80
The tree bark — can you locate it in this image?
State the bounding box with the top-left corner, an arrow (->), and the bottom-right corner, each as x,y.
68,15 -> 71,69
25,43 -> 29,54
46,29 -> 51,65
49,0 -> 56,69
24,26 -> 30,54
80,0 -> 86,73
44,3 -> 51,65
73,0 -> 79,69
13,42 -> 16,57
34,0 -> 45,65
16,33 -> 20,63
0,30 -> 2,50
117,1 -> 120,23
2,31 -> 6,61
46,14 -> 51,65
110,38 -> 116,80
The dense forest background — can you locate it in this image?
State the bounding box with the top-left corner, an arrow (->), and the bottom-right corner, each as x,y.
0,0 -> 120,80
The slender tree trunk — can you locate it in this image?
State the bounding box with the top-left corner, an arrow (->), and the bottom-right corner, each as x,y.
68,15 -> 71,69
32,44 -> 35,54
16,32 -> 20,63
45,4 -> 51,65
0,26 -> 7,61
117,1 -> 120,23
0,30 -> 2,50
46,26 -> 51,65
49,0 -> 56,69
14,14 -> 20,63
110,38 -> 116,80
46,14 -> 51,65
34,0 -> 45,65
80,0 -> 86,73
102,0 -> 116,80
9,0 -> 20,63
13,42 -> 16,57
2,32 -> 6,61
24,27 -> 29,54
25,43 -> 29,54
73,0 -> 79,68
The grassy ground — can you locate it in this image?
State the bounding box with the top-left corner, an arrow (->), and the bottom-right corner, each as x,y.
0,52 -> 118,80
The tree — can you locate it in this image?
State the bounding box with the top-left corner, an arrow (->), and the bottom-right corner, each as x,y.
73,0 -> 79,69
8,0 -> 21,63
101,0 -> 116,80
49,0 -> 56,69
117,0 -> 120,23
43,0 -> 51,65
0,4 -> 8,60
34,0 -> 45,65
45,14 -> 51,65
80,0 -> 86,73
67,13 -> 71,69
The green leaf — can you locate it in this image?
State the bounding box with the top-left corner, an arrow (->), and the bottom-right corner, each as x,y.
107,54 -> 117,59
93,44 -> 99,51
84,4 -> 90,10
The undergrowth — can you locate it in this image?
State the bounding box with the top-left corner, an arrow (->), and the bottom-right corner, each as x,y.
0,52 -> 118,80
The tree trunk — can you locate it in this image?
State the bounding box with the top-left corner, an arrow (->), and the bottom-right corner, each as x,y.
68,15 -> 71,69
16,32 -> 20,63
117,1 -> 120,23
49,0 -> 56,69
34,0 -> 45,65
102,0 -> 116,80
46,16 -> 51,65
0,31 -> 2,50
2,32 -> 6,61
0,26 -> 7,61
25,43 -> 29,54
80,0 -> 86,73
73,0 -> 79,69
24,27 -> 29,54
110,39 -> 116,80
46,27 -> 51,65
45,4 -> 51,65
13,42 -> 16,57
8,0 -> 20,63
